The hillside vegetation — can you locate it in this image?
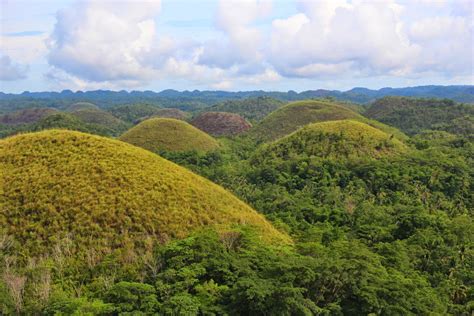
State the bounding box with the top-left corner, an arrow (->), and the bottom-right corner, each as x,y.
206,96 -> 286,122
0,108 -> 57,125
108,103 -> 163,123
66,102 -> 100,112
254,120 -> 406,163
365,96 -> 474,137
191,112 -> 252,136
0,130 -> 288,258
71,109 -> 130,136
120,118 -> 219,153
250,99 -> 406,141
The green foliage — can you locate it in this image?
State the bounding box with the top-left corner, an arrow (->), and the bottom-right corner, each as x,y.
249,99 -> 407,142
0,108 -> 58,125
104,282 -> 159,314
108,103 -> 164,123
120,117 -> 219,153
365,96 -> 474,137
66,102 -> 100,112
71,109 -> 130,136
206,96 -> 286,122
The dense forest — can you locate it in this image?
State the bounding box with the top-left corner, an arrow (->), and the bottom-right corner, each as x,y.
0,95 -> 473,315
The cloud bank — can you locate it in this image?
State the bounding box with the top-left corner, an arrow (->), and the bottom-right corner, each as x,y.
42,0 -> 474,90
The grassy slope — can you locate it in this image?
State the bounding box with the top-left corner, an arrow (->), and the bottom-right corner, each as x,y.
207,97 -> 286,122
71,109 -> 130,135
108,104 -> 164,123
0,130 -> 289,257
254,120 -> 407,162
191,112 -> 252,136
66,102 -> 100,112
250,99 -> 407,142
365,96 -> 474,137
119,118 -> 219,153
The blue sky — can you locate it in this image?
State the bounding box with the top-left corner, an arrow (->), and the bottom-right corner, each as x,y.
0,0 -> 473,93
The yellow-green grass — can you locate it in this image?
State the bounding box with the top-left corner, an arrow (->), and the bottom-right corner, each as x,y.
119,118 -> 219,153
254,120 -> 407,162
249,100 -> 407,142
0,130 -> 289,257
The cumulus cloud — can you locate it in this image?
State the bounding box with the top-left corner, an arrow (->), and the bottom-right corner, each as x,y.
0,55 -> 28,81
48,0 -> 162,83
43,0 -> 473,89
198,0 -> 271,70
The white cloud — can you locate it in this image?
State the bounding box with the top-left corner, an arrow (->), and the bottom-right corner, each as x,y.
39,0 -> 473,90
0,55 -> 28,81
47,0 -> 162,83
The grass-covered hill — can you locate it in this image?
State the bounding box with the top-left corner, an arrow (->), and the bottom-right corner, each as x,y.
108,103 -> 164,123
0,130 -> 288,258
119,118 -> 219,153
206,96 -> 286,122
152,108 -> 190,121
71,108 -> 130,136
253,120 -> 407,163
365,96 -> 474,137
249,99 -> 406,142
191,112 -> 252,136
0,107 -> 58,125
66,102 -> 100,112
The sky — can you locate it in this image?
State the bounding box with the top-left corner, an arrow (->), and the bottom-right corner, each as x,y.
0,0 -> 473,93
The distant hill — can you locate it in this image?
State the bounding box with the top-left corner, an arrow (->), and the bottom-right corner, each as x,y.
152,108 -> 190,121
206,97 -> 286,122
0,130 -> 289,257
365,96 -> 474,137
0,107 -> 57,125
66,102 -> 100,112
0,86 -> 471,114
191,112 -> 252,136
71,108 -> 130,136
249,99 -> 406,142
108,104 -> 163,123
253,120 -> 406,164
120,118 -> 219,153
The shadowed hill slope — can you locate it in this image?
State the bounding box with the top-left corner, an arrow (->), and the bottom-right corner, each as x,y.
206,97 -> 286,122
119,118 -> 219,153
365,96 -> 474,137
0,130 -> 289,257
0,108 -> 58,125
71,108 -> 130,135
191,112 -> 252,136
66,102 -> 100,112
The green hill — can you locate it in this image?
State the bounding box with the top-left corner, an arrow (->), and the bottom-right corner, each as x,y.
71,108 -> 130,136
119,118 -> 219,153
206,97 -> 286,122
191,112 -> 252,136
365,96 -> 474,137
66,102 -> 100,112
152,108 -> 190,121
0,130 -> 289,257
253,120 -> 406,163
250,99 -> 407,141
108,104 -> 164,123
